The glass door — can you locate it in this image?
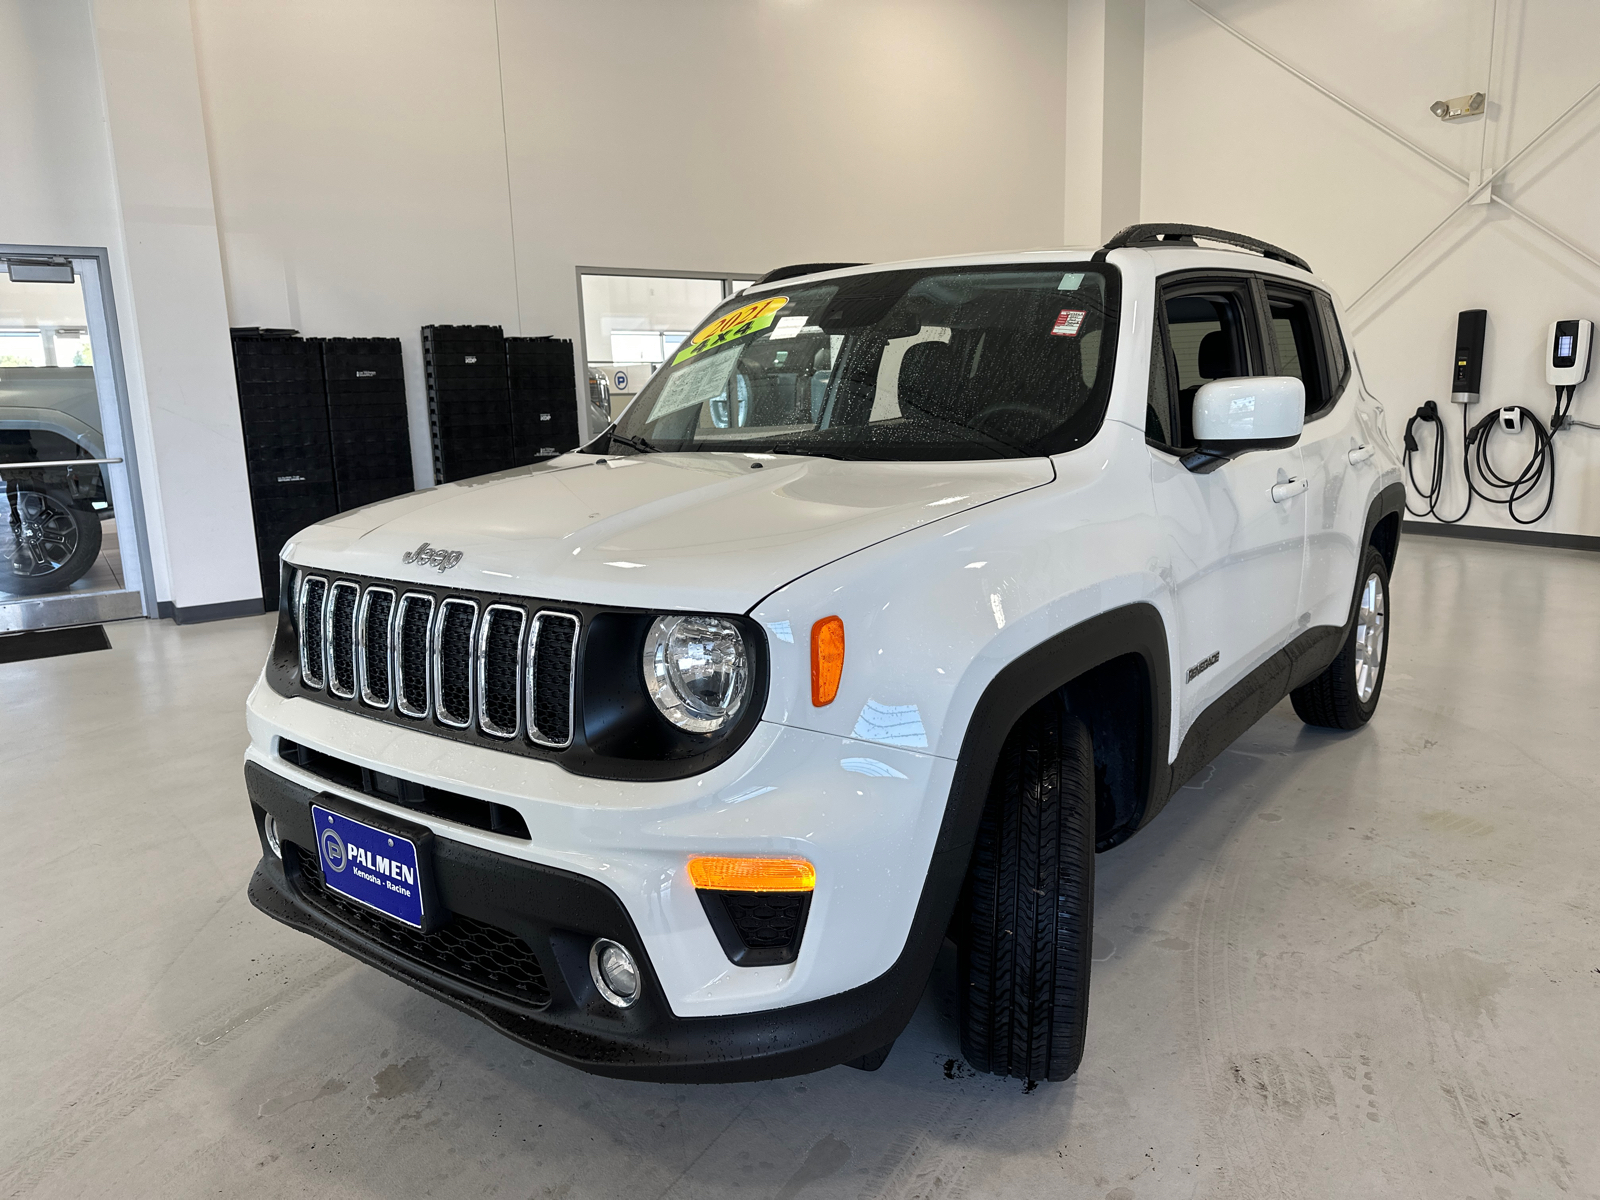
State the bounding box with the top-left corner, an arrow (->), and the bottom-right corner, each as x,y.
0,252 -> 148,631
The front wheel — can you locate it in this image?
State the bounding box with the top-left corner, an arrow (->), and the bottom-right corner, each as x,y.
1291,545 -> 1390,729
957,698 -> 1095,1082
0,484 -> 103,596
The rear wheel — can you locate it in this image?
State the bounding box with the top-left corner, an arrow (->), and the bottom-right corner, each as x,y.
0,484 -> 102,596
1291,545 -> 1390,729
957,698 -> 1095,1082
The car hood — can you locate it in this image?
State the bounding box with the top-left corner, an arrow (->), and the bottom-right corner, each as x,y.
287,452 -> 1054,611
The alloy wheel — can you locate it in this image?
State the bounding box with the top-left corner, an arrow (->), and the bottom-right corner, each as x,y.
4,490 -> 81,578
1353,571 -> 1386,703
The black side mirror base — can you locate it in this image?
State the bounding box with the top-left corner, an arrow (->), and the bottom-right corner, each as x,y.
1180,433 -> 1302,474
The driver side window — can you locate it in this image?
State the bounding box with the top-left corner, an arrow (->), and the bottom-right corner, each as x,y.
1161,283 -> 1258,448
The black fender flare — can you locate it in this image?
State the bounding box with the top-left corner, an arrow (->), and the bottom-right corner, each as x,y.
934,602 -> 1171,862
846,603 -> 1171,1050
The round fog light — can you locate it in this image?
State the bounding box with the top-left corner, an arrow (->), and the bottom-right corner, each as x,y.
263,814 -> 282,859
589,939 -> 640,1008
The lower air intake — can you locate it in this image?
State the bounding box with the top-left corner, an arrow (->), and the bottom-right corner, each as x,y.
292,844 -> 550,1009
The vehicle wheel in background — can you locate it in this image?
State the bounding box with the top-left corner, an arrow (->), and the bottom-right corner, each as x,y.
957,697 -> 1095,1082
1291,544 -> 1390,730
0,485 -> 103,596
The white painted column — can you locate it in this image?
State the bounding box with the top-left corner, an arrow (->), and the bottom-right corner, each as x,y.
89,0 -> 260,616
1063,0 -> 1145,247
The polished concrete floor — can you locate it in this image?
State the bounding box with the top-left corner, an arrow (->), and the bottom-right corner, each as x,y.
3,535 -> 1596,1199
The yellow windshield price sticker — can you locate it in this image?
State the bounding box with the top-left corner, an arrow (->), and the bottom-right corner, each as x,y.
673,295 -> 789,364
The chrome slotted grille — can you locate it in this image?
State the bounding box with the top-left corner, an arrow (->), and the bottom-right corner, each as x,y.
326,582 -> 360,699
395,592 -> 435,718
527,611 -> 579,748
477,605 -> 526,739
358,588 -> 395,708
299,576 -> 328,689
294,573 -> 579,752
433,599 -> 479,728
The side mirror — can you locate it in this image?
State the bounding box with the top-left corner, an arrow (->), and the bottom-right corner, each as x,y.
1193,376 -> 1305,445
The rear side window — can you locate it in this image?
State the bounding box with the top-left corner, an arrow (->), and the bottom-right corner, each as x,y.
1263,285 -> 1328,416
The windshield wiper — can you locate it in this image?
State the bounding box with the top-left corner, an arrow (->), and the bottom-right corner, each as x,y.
608,432 -> 662,454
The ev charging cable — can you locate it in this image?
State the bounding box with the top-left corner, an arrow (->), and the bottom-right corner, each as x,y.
1404,388 -> 1564,526
1402,399 -> 1472,523
1463,401 -> 1556,525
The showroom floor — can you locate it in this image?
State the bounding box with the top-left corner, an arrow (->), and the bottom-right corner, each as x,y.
2,535 -> 1595,1199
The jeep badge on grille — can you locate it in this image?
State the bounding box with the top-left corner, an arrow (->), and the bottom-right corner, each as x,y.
402,542 -> 464,572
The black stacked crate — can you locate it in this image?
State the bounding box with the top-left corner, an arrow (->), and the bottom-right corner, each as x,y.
422,325 -> 518,483
231,330 -> 338,610
321,337 -> 414,511
506,336 -> 581,461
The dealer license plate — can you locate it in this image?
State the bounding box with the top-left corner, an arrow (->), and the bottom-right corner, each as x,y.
311,803 -> 427,928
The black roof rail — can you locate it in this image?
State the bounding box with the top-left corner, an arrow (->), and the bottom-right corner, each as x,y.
1096,224 -> 1311,273
753,262 -> 865,286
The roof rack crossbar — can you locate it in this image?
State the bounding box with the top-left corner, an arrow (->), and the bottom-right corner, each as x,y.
1096,224 -> 1311,272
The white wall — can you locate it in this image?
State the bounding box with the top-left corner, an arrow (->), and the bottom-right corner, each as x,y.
1,0 -> 263,614
190,0 -> 1073,485
1143,0 -> 1600,538
5,0 -> 1074,616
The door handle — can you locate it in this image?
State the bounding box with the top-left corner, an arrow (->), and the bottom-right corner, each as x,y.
1271,477 -> 1308,503
1348,445 -> 1374,465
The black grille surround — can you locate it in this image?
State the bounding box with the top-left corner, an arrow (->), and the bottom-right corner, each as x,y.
266,564 -> 770,783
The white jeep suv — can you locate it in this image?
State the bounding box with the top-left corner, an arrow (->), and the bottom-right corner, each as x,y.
244,225 -> 1404,1083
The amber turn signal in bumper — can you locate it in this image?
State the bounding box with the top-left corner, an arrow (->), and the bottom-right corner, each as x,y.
687,855 -> 816,892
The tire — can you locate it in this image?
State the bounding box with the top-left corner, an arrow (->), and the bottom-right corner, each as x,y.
957,698 -> 1095,1082
0,485 -> 103,596
1290,544 -> 1390,730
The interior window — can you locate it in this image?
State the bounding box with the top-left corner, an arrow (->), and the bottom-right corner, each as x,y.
1266,289 -> 1326,415
1163,291 -> 1252,447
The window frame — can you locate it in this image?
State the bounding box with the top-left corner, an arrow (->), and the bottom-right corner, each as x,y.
1313,291 -> 1352,415
1151,271 -> 1268,453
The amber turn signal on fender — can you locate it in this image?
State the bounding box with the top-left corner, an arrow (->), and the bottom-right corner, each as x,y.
810,615 -> 844,706
687,856 -> 816,893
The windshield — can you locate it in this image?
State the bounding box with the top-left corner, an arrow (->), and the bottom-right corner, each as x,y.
604,263 -> 1119,461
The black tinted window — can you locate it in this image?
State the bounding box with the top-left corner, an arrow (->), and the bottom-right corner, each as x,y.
1266,289 -> 1326,415
1163,290 -> 1253,447
1145,323 -> 1177,447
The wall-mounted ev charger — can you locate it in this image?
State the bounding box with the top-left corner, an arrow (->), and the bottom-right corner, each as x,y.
1450,309 -> 1488,404
1406,310 -> 1592,527
1546,318 -> 1592,388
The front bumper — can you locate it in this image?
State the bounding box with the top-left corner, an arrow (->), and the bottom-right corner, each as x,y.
246,675 -> 955,1020
246,763 -> 937,1082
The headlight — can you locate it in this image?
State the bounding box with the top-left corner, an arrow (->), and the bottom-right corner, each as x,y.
642,614 -> 750,734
